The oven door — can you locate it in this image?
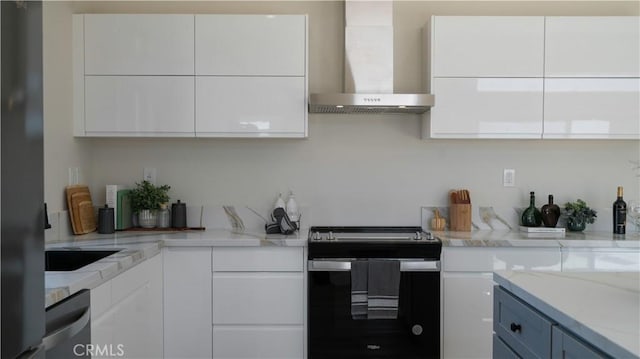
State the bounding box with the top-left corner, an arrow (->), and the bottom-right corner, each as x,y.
308,259 -> 440,359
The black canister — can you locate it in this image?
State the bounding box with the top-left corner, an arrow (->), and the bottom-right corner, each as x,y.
171,200 -> 187,228
98,204 -> 115,234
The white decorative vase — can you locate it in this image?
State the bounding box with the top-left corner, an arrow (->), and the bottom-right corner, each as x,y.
138,209 -> 157,228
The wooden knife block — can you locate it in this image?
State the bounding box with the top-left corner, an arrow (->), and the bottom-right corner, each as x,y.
450,204 -> 472,232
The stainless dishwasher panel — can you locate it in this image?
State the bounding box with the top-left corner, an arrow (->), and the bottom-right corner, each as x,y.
45,289 -> 91,359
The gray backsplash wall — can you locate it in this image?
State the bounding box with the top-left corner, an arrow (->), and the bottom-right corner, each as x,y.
43,1 -> 640,227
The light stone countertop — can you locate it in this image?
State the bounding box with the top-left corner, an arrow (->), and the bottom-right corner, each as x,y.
45,228 -> 638,307
436,230 -> 640,248
494,270 -> 640,359
44,228 -> 308,307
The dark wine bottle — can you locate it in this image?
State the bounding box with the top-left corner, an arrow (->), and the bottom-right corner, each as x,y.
613,186 -> 627,234
521,191 -> 542,227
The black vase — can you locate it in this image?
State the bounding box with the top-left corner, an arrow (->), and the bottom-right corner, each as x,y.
541,194 -> 561,228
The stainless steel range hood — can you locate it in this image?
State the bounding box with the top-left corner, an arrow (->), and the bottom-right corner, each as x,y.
309,1 -> 433,114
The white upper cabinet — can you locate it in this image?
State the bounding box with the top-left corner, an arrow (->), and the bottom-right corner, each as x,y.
544,78 -> 640,139
195,14 -> 308,138
196,15 -> 306,76
431,16 -> 544,78
74,14 -> 308,138
83,14 -> 194,75
84,76 -> 195,136
426,15 -> 639,140
427,16 -> 544,139
545,17 -> 640,77
429,78 -> 543,138
196,76 -> 306,137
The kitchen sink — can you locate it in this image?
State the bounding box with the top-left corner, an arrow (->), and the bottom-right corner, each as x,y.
45,249 -> 121,271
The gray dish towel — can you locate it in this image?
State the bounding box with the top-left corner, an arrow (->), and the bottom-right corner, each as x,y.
367,259 -> 401,319
351,260 -> 368,320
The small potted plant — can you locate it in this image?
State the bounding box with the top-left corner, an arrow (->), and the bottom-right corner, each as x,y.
563,199 -> 597,232
129,180 -> 171,228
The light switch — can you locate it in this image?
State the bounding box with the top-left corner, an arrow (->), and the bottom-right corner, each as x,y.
503,169 -> 515,187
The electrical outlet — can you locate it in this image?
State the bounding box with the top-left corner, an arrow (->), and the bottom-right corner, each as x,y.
503,169 -> 515,187
143,168 -> 157,185
67,167 -> 80,185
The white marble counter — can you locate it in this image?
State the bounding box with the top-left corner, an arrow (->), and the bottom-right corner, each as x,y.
494,270 -> 640,359
45,228 -> 307,307
437,230 -> 639,248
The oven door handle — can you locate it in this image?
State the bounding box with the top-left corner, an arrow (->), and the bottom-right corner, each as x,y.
308,260 -> 440,272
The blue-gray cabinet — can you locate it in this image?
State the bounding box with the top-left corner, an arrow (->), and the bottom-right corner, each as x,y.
493,286 -> 609,359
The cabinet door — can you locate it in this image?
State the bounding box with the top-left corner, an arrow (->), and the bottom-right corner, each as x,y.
213,327 -> 304,359
443,273 -> 495,359
428,78 -> 543,138
196,76 -> 306,137
552,326 -> 608,359
545,17 -> 640,77
83,14 -> 194,75
196,15 -> 306,76
90,255 -> 163,359
84,76 -> 195,136
163,247 -> 212,359
431,16 -> 544,77
543,78 -> 640,139
90,281 -> 113,352
111,255 -> 163,359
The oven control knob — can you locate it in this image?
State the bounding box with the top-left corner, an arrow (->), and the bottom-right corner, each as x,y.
412,324 -> 423,336
312,231 -> 321,241
327,231 -> 335,241
414,231 -> 422,240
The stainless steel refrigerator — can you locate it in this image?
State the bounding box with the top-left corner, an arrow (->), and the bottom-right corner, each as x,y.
1,1 -> 45,358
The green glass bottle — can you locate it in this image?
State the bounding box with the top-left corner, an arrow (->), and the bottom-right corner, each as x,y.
521,191 -> 542,227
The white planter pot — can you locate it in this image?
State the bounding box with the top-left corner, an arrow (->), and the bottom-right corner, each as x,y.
138,209 -> 157,228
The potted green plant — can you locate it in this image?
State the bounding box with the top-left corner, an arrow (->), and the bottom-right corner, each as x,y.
129,180 -> 171,228
563,199 -> 597,232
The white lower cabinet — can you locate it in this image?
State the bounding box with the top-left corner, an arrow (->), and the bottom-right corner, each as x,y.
441,246 -> 562,359
212,247 -> 305,359
90,253 -> 163,359
442,273 -> 494,359
212,327 -> 304,359
443,243 -> 640,359
163,246 -> 305,359
163,247 -> 212,359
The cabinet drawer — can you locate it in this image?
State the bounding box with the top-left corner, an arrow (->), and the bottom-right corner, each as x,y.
212,247 -> 303,272
213,326 -> 304,359
493,334 -> 521,359
494,286 -> 553,358
551,326 -> 607,359
212,273 -> 303,324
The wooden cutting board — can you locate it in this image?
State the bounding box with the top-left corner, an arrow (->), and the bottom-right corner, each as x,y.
66,185 -> 97,234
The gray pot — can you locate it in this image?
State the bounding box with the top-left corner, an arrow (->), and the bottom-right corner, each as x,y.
138,209 -> 157,228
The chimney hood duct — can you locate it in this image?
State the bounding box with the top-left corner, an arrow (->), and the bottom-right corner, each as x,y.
309,1 -> 433,114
